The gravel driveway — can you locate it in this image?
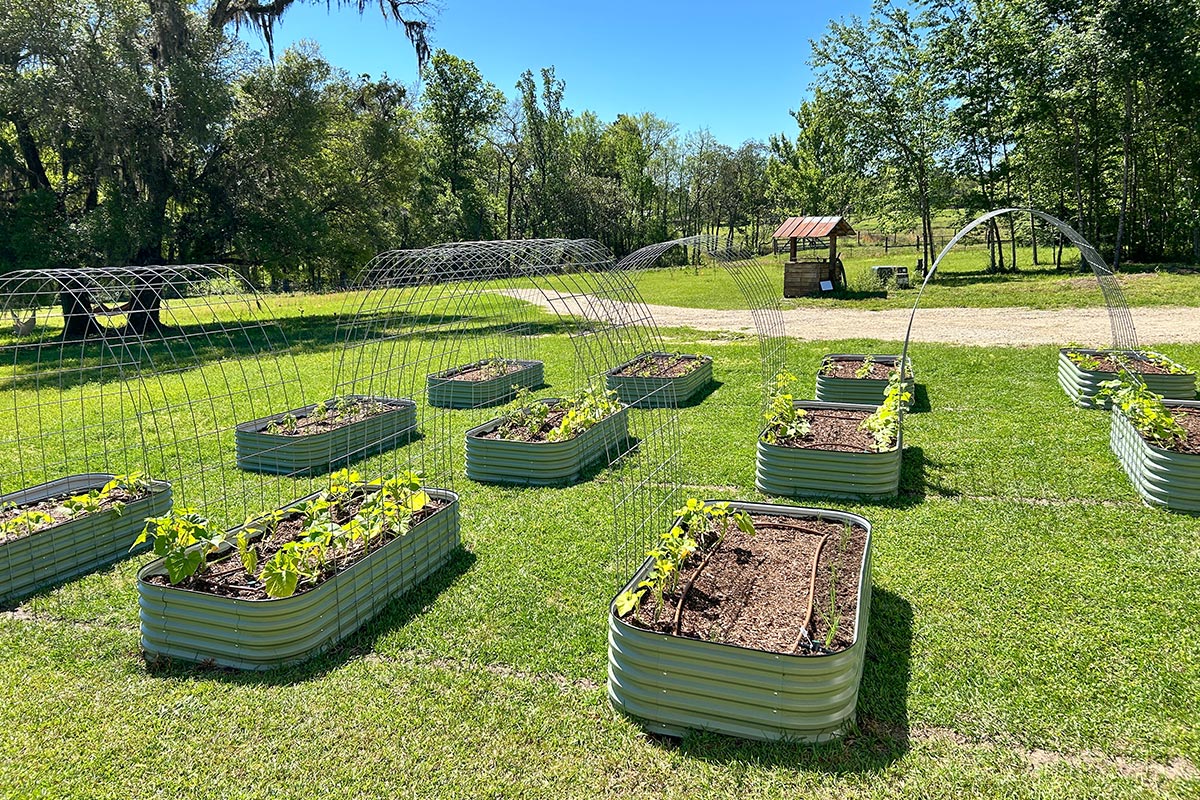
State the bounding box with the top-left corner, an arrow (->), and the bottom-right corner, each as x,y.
497,289 -> 1200,346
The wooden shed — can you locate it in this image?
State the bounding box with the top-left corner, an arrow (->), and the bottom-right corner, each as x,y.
773,216 -> 855,297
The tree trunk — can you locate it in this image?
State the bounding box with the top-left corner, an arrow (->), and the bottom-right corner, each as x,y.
1114,81 -> 1134,271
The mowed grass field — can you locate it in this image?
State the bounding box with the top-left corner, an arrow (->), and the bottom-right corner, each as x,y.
0,285 -> 1198,799
623,246 -> 1200,312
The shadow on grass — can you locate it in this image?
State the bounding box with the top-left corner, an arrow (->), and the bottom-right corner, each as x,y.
673,378 -> 723,408
908,383 -> 932,413
144,546 -> 477,685
655,588 -> 913,775
1,313 -> 590,393
898,445 -> 957,502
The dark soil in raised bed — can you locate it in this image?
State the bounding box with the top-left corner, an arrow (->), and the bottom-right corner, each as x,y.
445,361 -> 526,382
773,407 -> 880,453
0,487 -> 149,542
144,493 -> 448,599
1069,352 -> 1179,375
625,513 -> 867,655
615,354 -> 703,378
821,357 -> 897,381
261,401 -> 394,436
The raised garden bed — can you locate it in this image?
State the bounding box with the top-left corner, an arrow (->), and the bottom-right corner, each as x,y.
236,395 -> 417,475
427,358 -> 544,409
1058,348 -> 1196,409
137,479 -> 460,670
608,499 -> 872,742
755,401 -> 902,499
1,473 -> 172,607
605,352 -> 713,408
815,354 -> 914,409
1111,398 -> 1200,513
465,394 -> 629,486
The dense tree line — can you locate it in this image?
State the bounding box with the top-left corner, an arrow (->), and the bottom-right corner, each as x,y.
3,0 -> 1198,288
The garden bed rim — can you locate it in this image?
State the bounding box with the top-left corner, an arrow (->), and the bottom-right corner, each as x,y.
609,500 -> 872,662
135,485 -> 458,604
235,395 -> 417,436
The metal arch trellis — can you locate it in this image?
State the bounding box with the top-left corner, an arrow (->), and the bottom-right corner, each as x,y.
616,234 -> 790,409
331,238 -> 686,581
0,264 -> 314,606
898,207 -> 1140,422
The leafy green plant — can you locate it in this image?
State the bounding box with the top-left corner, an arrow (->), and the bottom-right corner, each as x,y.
1100,372 -> 1186,445
853,354 -> 875,379
615,498 -> 754,621
546,386 -> 622,442
265,412 -> 299,435
134,508 -> 223,584
1143,351 -> 1192,375
859,372 -> 910,451
0,510 -> 55,541
311,399 -> 329,419
819,359 -> 837,376
762,371 -> 811,444
1066,349 -> 1102,371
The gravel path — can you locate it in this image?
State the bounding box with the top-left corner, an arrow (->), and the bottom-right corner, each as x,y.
497,289 -> 1200,346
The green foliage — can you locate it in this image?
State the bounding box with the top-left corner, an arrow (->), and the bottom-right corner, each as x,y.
135,508 -> 223,585
1143,351 -> 1192,376
1066,350 -> 1103,371
762,371 -> 811,444
854,354 -> 876,379
1100,373 -> 1186,446
545,387 -> 622,443
0,509 -> 55,541
615,498 -> 754,619
859,373 -> 911,452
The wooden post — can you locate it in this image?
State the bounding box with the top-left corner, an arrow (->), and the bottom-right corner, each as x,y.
828,234 -> 837,266
789,236 -> 797,262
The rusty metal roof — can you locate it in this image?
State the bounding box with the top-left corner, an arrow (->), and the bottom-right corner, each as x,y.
772,216 -> 855,239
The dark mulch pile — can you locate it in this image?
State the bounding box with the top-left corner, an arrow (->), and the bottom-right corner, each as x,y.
145,495 -> 448,600
615,354 -> 702,378
822,357 -> 895,380
774,407 -> 879,452
0,487 -> 146,541
447,361 -> 525,382
626,513 -> 867,655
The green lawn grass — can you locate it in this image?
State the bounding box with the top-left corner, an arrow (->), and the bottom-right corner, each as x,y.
0,296 -> 1198,798
624,248 -> 1200,311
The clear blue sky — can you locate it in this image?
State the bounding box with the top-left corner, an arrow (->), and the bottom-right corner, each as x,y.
243,0 -> 874,146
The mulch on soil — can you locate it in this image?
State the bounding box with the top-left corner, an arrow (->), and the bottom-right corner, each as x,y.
773,407 -> 880,452
822,357 -> 898,381
626,513 -> 867,655
261,400 -> 393,436
0,487 -> 148,542
1158,406 -> 1200,455
1073,352 -> 1180,375
446,361 -> 526,382
614,354 -> 702,378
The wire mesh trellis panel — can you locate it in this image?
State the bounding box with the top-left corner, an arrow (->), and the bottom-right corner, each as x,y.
334,238 -> 686,584
898,208 -> 1140,424
616,234 -> 789,410
0,265 -> 311,608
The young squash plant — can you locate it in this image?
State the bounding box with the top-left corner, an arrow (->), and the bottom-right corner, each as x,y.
0,473 -> 153,542
859,373 -> 911,452
762,371 -> 811,444
1100,372 -> 1186,445
616,498 -> 754,620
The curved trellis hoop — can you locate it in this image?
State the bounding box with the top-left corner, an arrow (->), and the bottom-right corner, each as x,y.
334,238 -> 685,581
0,265 -> 313,606
616,234 -> 789,406
899,208 -> 1139,423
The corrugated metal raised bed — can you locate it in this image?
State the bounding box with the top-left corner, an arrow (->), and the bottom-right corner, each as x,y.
465,400 -> 629,486
427,359 -> 544,409
1058,348 -> 1196,409
235,396 -> 417,475
755,401 -> 902,500
1110,399 -> 1200,513
814,354 -> 913,409
605,352 -> 713,408
1,474 -> 172,607
608,501 -> 872,742
137,487 -> 460,670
